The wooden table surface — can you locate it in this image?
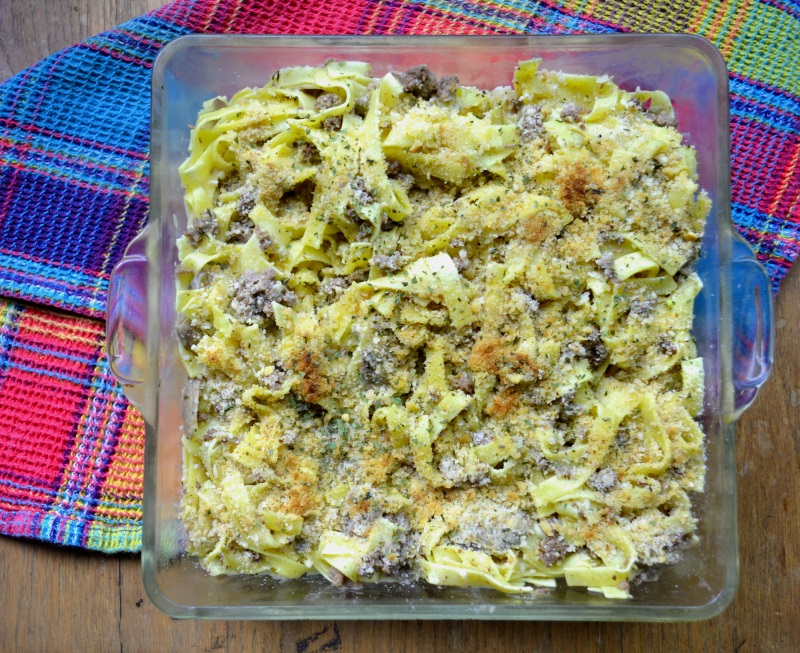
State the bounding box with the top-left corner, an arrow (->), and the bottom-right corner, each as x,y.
1,2 -> 798,651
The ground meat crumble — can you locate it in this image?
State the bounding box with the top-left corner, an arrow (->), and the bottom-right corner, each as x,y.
298,141 -> 321,163
237,185 -> 258,217
437,75 -> 459,102
227,216 -> 254,243
352,177 -> 375,206
629,292 -> 657,318
583,329 -> 609,367
588,467 -> 618,492
261,361 -> 287,390
595,252 -> 616,280
517,104 -> 544,142
321,276 -> 353,296
315,92 -> 342,112
316,92 -> 344,131
560,102 -> 586,122
357,515 -> 418,577
659,337 -> 678,356
323,115 -> 342,131
650,110 -> 678,128
184,209 -> 218,245
453,372 -> 475,395
230,269 -> 296,323
372,253 -> 404,272
360,349 -> 390,384
450,502 -> 532,555
255,229 -> 272,252
538,534 -> 569,567
397,65 -> 439,100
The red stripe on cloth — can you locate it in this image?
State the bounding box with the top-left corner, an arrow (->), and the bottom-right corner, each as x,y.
0,298 -> 144,550
0,365 -> 86,487
0,159 -> 148,200
0,306 -> 100,487
226,0 -> 373,34
731,117 -> 800,220
0,137 -> 147,182
769,140 -> 800,221
0,118 -> 149,161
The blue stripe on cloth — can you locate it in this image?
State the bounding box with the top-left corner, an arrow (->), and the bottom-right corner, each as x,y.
733,202 -> 800,292
730,77 -> 800,115
0,301 -> 23,377
0,354 -> 126,393
730,80 -> 800,134
0,252 -> 108,316
0,479 -> 142,518
39,513 -> 84,547
0,492 -> 53,510
0,116 -> 151,176
0,493 -> 142,552
0,145 -> 150,195
3,339 -> 104,367
731,100 -> 800,134
0,159 -> 150,317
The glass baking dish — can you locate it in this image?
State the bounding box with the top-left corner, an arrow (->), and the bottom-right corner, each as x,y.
106,34 -> 774,620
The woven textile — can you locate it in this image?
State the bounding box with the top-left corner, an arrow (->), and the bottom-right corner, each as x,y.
0,0 -> 797,552
0,298 -> 144,551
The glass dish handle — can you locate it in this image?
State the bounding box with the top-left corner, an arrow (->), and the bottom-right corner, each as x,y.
106,225 -> 150,413
729,233 -> 774,421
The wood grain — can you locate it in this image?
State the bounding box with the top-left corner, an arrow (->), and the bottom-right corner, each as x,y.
0,1 -> 798,651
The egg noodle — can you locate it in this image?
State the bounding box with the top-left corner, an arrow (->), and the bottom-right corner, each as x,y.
176,59 -> 708,598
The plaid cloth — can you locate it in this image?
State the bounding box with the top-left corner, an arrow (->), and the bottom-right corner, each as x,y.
0,0 -> 797,552
0,299 -> 144,551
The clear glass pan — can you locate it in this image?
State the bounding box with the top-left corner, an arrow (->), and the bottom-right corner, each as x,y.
107,34 -> 774,620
